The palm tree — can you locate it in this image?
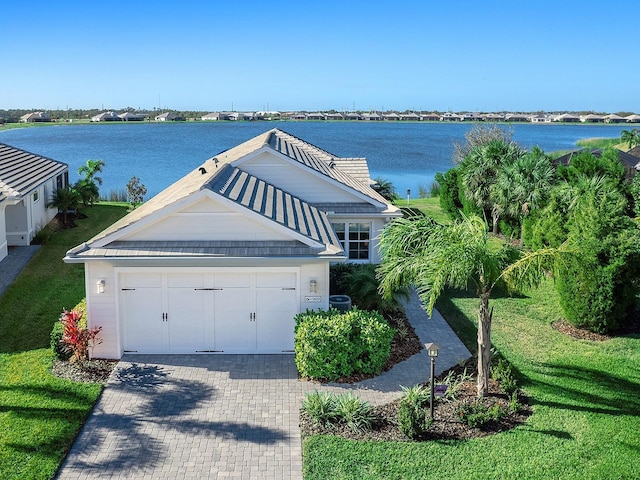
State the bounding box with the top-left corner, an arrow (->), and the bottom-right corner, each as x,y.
372,177 -> 398,201
378,214 -> 572,397
47,186 -> 81,227
620,129 -> 639,150
78,159 -> 105,186
460,139 -> 523,234
492,146 -> 556,244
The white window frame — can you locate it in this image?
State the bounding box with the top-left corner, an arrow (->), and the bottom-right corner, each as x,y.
331,222 -> 371,262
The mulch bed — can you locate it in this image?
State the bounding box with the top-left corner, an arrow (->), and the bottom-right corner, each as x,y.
300,368 -> 532,442
52,358 -> 118,383
551,319 -> 611,342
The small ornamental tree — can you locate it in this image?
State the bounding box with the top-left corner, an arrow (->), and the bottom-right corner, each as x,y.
126,176 -> 147,209
59,308 -> 102,362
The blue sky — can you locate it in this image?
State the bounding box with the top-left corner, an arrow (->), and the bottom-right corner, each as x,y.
3,1 -> 638,113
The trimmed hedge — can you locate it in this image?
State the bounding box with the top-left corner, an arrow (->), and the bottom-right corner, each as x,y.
294,307 -> 394,381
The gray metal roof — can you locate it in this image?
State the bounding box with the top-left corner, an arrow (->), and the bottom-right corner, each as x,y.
0,142 -> 68,196
312,202 -> 383,214
70,240 -> 329,258
206,164 -> 342,249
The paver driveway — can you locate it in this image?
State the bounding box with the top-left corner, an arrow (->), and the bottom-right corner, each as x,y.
56,291 -> 470,479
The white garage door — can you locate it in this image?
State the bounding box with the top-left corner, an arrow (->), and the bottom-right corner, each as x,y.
120,270 -> 298,354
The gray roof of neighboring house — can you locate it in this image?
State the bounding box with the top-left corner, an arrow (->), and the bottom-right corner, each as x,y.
0,142 -> 68,197
554,148 -> 640,169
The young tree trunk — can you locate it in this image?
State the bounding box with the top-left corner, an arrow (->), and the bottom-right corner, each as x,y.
477,292 -> 493,397
491,210 -> 500,235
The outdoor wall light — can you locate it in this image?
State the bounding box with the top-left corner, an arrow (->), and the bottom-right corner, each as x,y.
309,279 -> 318,293
425,342 -> 440,419
96,279 -> 106,294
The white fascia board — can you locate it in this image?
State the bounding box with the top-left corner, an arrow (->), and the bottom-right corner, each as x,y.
66,255 -> 344,267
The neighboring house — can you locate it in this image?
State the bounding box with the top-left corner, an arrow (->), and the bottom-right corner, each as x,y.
92,111 -> 121,122
361,112 -> 381,121
421,113 -> 441,122
155,112 -> 184,121
553,113 -> 580,122
604,114 -> 626,124
118,112 -> 145,121
580,114 -> 605,123
554,148 -> 640,183
0,143 -> 69,262
504,113 -> 528,122
20,111 -> 50,123
64,129 -> 401,358
625,114 -> 640,123
382,113 -> 400,121
201,112 -> 220,121
530,114 -> 551,123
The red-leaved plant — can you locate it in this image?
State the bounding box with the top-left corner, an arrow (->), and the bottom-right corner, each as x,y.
59,308 -> 102,363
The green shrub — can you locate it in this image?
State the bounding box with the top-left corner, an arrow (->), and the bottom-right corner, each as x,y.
50,321 -> 71,361
439,367 -> 474,402
333,393 -> 375,433
458,400 -> 504,428
491,358 -> 519,397
294,308 -> 394,380
302,391 -> 337,427
398,385 -> 432,439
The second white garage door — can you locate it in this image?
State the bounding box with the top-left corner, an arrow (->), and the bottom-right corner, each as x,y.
120,270 -> 298,354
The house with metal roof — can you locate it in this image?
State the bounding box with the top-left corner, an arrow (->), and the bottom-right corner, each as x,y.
0,143 -> 69,262
64,129 -> 401,358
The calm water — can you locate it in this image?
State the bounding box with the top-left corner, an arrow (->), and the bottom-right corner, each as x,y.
0,122 -> 630,198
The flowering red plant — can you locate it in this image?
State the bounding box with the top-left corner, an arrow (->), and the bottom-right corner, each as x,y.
59,308 -> 102,363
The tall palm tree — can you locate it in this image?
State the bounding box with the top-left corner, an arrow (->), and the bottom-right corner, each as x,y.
378,214 -> 572,397
460,138 -> 523,233
492,146 -> 556,243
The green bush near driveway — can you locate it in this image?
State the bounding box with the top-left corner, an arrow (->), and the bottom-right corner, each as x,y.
294,308 -> 394,381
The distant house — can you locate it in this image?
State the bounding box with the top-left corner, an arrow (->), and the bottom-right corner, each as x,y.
400,112 -> 420,121
382,113 -> 400,121
20,111 -> 50,123
92,111 -> 121,122
625,114 -> 640,123
580,114 -> 605,123
530,114 -> 551,123
0,143 -> 68,262
554,148 -> 639,182
201,112 -> 220,121
155,112 -> 184,122
361,112 -> 382,121
325,113 -> 344,121
344,112 -> 360,121
306,113 -> 325,120
118,112 -> 145,121
421,113 -> 441,122
504,113 -> 528,122
441,112 -> 463,122
553,113 -> 580,122
483,113 -> 504,122
218,112 -> 244,121
604,114 -> 626,124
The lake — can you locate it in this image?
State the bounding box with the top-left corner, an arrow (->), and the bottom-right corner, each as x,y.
0,121 -> 630,198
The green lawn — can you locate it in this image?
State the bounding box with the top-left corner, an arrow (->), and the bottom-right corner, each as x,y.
0,204 -> 129,480
397,196 -> 451,224
303,280 -> 640,479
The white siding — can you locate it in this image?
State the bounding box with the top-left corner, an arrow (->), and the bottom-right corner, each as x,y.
123,197 -> 292,242
85,262 -> 120,359
241,152 -> 364,204
0,203 -> 7,261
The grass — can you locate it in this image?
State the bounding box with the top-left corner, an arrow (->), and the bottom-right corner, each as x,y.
0,204 -> 129,480
303,202 -> 640,479
396,196 -> 451,224
576,136 -> 626,150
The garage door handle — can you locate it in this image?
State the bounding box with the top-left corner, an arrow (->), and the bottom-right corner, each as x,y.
194,288 -> 223,291
282,287 -> 296,290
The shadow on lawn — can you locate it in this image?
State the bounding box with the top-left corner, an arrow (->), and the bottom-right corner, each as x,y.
524,362 -> 640,417
59,363 -> 289,476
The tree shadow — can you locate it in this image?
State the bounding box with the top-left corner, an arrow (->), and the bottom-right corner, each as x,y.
57,361 -> 290,476
522,361 -> 640,416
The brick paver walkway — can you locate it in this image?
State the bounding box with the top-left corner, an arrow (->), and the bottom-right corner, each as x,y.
56,289 -> 470,479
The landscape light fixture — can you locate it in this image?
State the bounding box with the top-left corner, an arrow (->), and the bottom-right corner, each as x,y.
309,279 -> 318,293
96,279 -> 106,294
425,342 -> 440,419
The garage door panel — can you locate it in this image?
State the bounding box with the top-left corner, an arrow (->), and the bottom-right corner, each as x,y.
121,273 -> 162,289
256,272 -> 296,288
256,288 -> 297,351
167,287 -> 211,352
167,273 -> 209,288
214,288 -> 253,352
214,273 -> 251,288
121,288 -> 164,352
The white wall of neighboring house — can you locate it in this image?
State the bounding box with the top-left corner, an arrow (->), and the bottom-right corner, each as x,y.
0,201 -> 8,261
4,177 -> 59,246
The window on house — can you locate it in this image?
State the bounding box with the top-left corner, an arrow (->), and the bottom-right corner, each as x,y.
331,222 -> 370,260
33,191 -> 39,202
56,174 -> 63,189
